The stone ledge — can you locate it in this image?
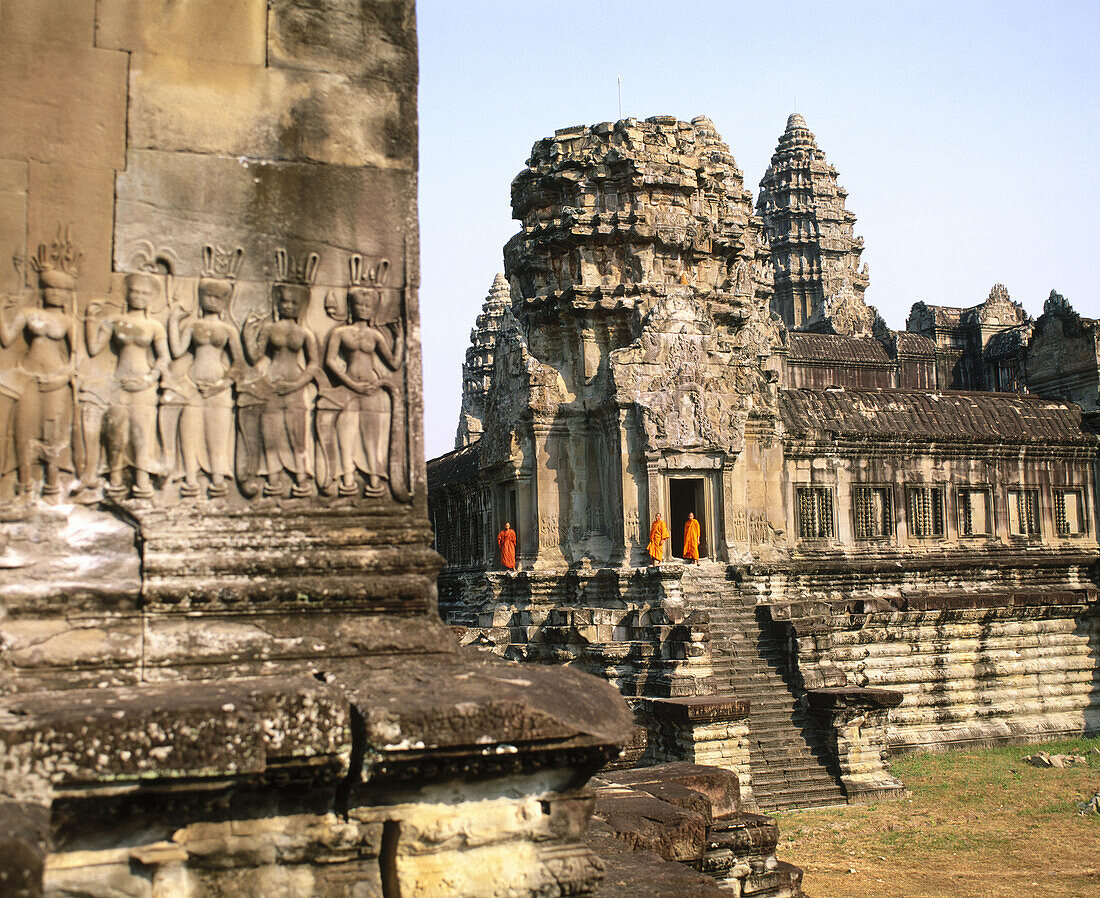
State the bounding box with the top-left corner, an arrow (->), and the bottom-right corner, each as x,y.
0,650 -> 634,803
598,762 -> 742,821
806,687 -> 903,712
641,694 -> 751,724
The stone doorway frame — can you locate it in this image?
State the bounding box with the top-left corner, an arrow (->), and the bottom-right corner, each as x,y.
659,469 -> 718,562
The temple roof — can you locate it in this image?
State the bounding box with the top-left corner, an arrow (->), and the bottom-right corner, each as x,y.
984,326 -> 1029,360
893,331 -> 937,356
757,113 -> 869,328
787,332 -> 891,365
427,441 -> 481,491
779,388 -> 1095,444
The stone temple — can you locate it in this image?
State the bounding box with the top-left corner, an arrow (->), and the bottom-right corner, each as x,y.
429,114 -> 1100,811
2,4 -> 829,896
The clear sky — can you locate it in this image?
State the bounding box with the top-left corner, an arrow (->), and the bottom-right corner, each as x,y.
418,1 -> 1100,459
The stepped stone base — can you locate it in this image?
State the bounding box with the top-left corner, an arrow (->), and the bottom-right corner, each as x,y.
0,650 -> 633,898
640,695 -> 755,807
591,762 -> 804,898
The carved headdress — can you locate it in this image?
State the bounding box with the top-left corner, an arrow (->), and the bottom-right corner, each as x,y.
271,248 -> 320,321
28,223 -> 81,291
274,248 -> 320,287
326,254 -> 390,322
201,245 -> 244,281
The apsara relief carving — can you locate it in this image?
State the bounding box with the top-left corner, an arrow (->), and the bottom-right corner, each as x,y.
0,230 -> 411,508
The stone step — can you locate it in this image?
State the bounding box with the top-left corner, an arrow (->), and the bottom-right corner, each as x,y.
686,578 -> 846,811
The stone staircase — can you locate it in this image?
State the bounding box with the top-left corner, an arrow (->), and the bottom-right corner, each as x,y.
684,566 -> 846,811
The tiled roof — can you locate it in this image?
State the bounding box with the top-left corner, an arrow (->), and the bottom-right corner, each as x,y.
920,304 -> 963,327
788,332 -> 891,364
984,327 -> 1029,360
427,441 -> 481,491
780,388 -> 1094,444
893,331 -> 936,356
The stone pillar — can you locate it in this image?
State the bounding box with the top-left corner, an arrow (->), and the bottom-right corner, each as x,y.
618,407 -> 644,566
647,456 -> 664,525
806,687 -> 906,803
0,3 -> 632,895
640,696 -> 756,808
532,419 -> 565,568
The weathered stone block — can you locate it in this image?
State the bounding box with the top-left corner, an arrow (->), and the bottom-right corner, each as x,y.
114,150 -> 413,285
587,820 -> 729,898
267,0 -> 416,84
0,505 -> 141,614
595,786 -> 706,863
140,613 -> 455,679
128,53 -> 414,168
27,162 -> 116,294
95,0 -> 267,65
0,158 -> 28,293
0,801 -> 48,898
0,0 -> 95,47
1,615 -> 143,680
603,761 -> 742,820
0,43 -> 127,171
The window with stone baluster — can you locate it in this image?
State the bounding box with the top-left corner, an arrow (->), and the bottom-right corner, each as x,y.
1053,488 -> 1086,537
906,485 -> 945,538
797,486 -> 835,540
1007,488 -> 1041,537
957,487 -> 994,537
853,486 -> 892,539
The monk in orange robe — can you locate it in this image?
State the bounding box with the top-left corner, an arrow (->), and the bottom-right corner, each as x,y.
683,512 -> 700,563
647,513 -> 670,563
497,522 -> 517,570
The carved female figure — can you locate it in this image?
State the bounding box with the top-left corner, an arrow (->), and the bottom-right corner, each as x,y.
166,275 -> 245,498
0,247 -> 79,497
322,285 -> 404,496
83,273 -> 170,498
242,253 -> 320,498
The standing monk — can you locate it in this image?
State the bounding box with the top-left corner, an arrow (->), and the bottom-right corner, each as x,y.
683,512 -> 701,563
647,512 -> 670,564
497,521 -> 517,570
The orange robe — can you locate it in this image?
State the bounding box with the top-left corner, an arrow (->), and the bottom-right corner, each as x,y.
647,518 -> 670,563
497,527 -> 517,570
683,518 -> 700,560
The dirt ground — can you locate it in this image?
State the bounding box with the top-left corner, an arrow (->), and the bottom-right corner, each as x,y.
774,737 -> 1100,898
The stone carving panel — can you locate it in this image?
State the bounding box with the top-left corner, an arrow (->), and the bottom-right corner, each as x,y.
0,228 -> 81,499
611,294 -> 762,457
0,229 -> 412,509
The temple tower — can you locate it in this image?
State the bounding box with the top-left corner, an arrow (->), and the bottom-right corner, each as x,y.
456,272 -> 510,448
480,116 -> 778,569
757,113 -> 869,328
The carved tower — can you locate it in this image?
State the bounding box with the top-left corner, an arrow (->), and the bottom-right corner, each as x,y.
482,116 -> 779,569
757,113 -> 870,329
455,272 -> 510,448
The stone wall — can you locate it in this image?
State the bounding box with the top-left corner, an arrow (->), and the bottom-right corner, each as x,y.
446,567 -> 714,701
1027,292 -> 1100,412
772,591 -> 1100,753
1,5 -> 638,897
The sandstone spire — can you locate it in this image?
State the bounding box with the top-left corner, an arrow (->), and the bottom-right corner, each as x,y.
757,113 -> 869,328
505,115 -> 773,327
455,272 -> 511,448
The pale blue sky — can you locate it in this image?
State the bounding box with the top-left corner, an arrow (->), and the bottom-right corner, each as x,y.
418,1 -> 1100,459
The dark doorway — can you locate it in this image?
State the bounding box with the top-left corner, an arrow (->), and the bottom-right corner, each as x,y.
669,478 -> 706,559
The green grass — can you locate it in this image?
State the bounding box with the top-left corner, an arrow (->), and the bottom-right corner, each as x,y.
774,736 -> 1100,898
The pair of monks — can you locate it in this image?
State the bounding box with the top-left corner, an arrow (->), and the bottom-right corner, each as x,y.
497,513 -> 699,569
647,512 -> 700,564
